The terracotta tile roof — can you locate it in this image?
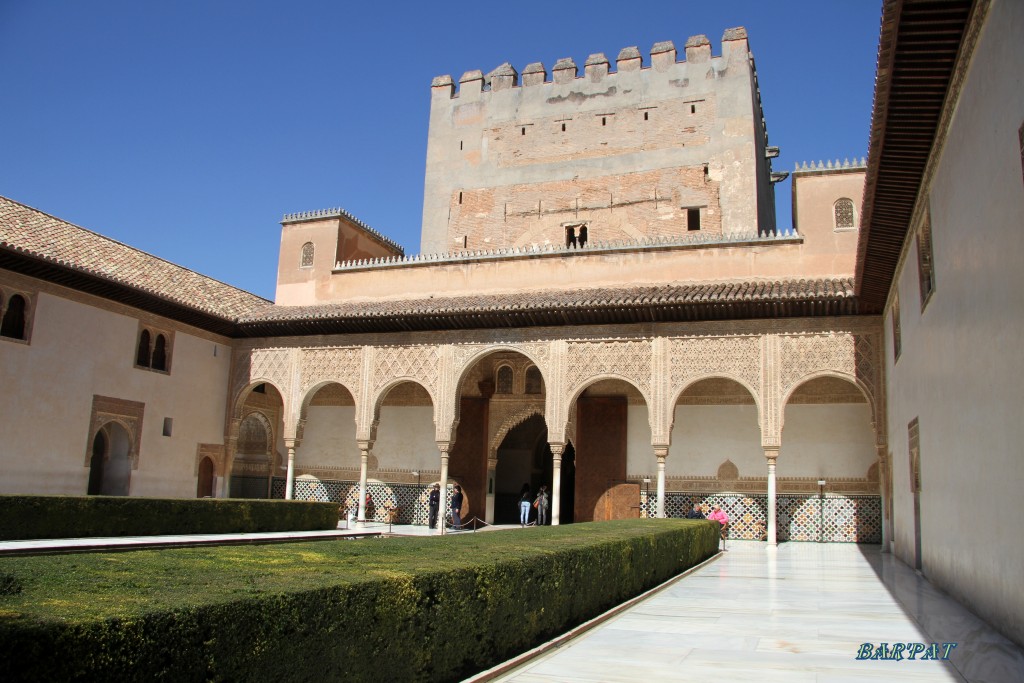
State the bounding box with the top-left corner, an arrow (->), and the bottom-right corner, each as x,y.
0,196 -> 269,320
236,278 -> 857,335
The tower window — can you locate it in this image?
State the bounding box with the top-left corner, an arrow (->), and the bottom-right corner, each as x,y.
300,241 -> 315,268
834,198 -> 856,230
691,104 -> 696,114
686,208 -> 702,231
602,117 -> 606,126
644,111 -> 649,121
496,366 -> 513,394
0,293 -> 28,340
561,123 -> 566,132
521,127 -> 526,135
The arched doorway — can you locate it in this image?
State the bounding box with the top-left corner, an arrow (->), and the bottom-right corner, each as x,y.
781,375 -> 879,543
572,378 -> 647,522
493,414 -> 550,524
454,349 -> 547,524
230,383 -> 284,498
668,377 -> 763,533
197,457 -> 215,498
86,421 -> 132,496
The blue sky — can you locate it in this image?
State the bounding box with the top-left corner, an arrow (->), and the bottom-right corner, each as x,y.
0,1 -> 881,300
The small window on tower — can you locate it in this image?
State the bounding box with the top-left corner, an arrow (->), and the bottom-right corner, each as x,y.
644,111 -> 649,121
691,104 -> 696,114
300,242 -> 314,268
521,127 -> 526,135
687,208 -> 702,231
561,123 -> 566,132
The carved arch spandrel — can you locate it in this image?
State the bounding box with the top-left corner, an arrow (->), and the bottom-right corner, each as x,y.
488,404 -> 547,459
777,332 -> 884,442
367,344 -> 443,444
230,348 -> 294,420
448,342 -> 552,443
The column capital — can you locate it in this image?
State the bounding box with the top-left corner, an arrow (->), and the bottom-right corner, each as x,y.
284,438 -> 300,450
436,441 -> 452,455
763,446 -> 779,465
549,442 -> 565,457
487,457 -> 498,470
357,440 -> 373,453
653,444 -> 669,459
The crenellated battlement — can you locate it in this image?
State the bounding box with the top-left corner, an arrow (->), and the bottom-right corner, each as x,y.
430,28 -> 749,99
281,206 -> 404,255
793,158 -> 867,173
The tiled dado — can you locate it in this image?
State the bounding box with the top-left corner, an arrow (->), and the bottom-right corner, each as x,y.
265,477 -> 446,525
641,492 -> 882,543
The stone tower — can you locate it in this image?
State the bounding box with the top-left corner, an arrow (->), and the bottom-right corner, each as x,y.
420,28 -> 779,256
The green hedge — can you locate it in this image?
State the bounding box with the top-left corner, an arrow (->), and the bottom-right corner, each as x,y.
0,495 -> 339,540
0,520 -> 718,682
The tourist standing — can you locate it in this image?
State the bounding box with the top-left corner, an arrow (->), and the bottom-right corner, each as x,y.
450,484 -> 464,530
428,483 -> 441,529
534,485 -> 550,526
519,484 -> 532,527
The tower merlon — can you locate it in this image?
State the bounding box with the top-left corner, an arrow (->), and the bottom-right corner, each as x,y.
522,62 -> 546,86
584,53 -> 610,82
552,57 -> 577,84
488,62 -> 519,91
431,74 -> 455,98
721,27 -> 749,64
459,70 -> 485,99
650,40 -> 676,71
685,34 -> 711,63
616,46 -> 643,72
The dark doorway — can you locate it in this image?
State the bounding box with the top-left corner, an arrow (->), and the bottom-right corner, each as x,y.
494,414 -> 552,524
197,457 -> 215,498
87,431 -> 106,495
560,443 -> 576,524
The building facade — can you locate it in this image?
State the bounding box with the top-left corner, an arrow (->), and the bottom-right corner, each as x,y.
2,0 -> 1021,649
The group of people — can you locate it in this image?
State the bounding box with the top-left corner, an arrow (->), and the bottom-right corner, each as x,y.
518,484 -> 550,527
427,483 -> 464,530
686,502 -> 730,548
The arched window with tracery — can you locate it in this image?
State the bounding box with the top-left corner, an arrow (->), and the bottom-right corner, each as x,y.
136,329 -> 152,367
300,242 -> 315,268
525,366 -> 543,394
834,198 -> 856,230
152,334 -> 168,371
0,293 -> 26,340
496,365 -> 513,394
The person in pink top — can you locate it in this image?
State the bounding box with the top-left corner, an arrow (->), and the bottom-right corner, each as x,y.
707,505 -> 729,549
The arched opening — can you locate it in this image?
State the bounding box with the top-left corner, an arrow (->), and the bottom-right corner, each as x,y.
87,421 -> 132,496
0,294 -> 26,339
668,377 -> 763,535
197,456 -> 215,498
292,382 -> 359,504
136,329 -> 151,367
781,375 -> 879,543
372,380 -> 436,521
230,383 -> 285,498
152,334 -> 167,371
493,414 -> 551,524
455,349 -> 548,524
572,377 -> 647,522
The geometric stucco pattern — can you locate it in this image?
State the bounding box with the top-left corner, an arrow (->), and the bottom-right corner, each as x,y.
669,335 -> 762,397
565,340 -> 652,400
301,347 -> 362,395
372,345 -> 441,398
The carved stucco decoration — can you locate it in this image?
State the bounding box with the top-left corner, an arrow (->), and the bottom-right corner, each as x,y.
778,332 -> 883,438
85,395 -> 145,470
669,336 -> 762,398
301,347 -> 362,395
231,347 -> 294,416
565,340 -> 652,403
488,401 -> 546,458
373,345 -> 441,397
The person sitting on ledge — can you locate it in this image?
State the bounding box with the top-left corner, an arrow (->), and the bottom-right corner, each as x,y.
685,502 -> 705,519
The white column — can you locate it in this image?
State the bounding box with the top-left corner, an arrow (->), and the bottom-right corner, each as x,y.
357,444 -> 370,520
550,444 -> 563,526
284,439 -> 297,500
438,443 -> 450,535
766,448 -> 778,546
485,457 -> 497,524
878,446 -> 890,552
654,446 -> 668,518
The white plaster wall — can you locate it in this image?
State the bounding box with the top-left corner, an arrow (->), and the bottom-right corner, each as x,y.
625,405 -> 652,474
294,406 -> 359,469
372,406 -> 439,472
779,404 -> 876,479
665,405 -> 762,477
883,0 -> 1024,647
0,288 -> 231,497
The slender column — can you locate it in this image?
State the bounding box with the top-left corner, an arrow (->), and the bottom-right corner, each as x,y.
485,457 -> 498,524
765,447 -> 779,546
284,438 -> 298,500
654,446 -> 669,518
550,443 -> 564,526
438,443 -> 450,535
877,446 -> 890,552
357,443 -> 370,520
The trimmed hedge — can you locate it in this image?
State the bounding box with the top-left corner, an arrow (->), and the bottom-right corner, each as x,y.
0,495 -> 339,540
0,520 -> 718,682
